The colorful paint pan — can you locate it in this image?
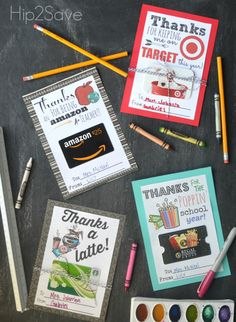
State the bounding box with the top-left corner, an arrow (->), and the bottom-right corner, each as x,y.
152,304 -> 165,321
202,305 -> 214,322
130,298 -> 234,322
169,304 -> 181,322
219,305 -> 231,322
186,304 -> 198,322
136,304 -> 148,321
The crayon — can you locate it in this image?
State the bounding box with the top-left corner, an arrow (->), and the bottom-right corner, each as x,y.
15,157 -> 33,209
214,93 -> 222,144
129,123 -> 174,151
125,242 -> 138,291
159,127 -> 206,147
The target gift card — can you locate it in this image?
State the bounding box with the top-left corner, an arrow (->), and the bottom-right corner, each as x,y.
121,5 -> 218,126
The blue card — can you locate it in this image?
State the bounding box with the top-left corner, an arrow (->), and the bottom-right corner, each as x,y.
132,167 -> 230,291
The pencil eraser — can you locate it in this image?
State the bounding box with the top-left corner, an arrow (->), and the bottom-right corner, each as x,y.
33,24 -> 38,30
224,160 -> 229,164
22,76 -> 32,81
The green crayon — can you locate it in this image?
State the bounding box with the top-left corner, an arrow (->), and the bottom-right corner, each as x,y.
159,127 -> 206,147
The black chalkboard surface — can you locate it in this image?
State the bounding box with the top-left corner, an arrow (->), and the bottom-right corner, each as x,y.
0,1 -> 236,322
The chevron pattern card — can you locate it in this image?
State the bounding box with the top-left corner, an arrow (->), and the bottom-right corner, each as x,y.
28,200 -> 125,322
23,67 -> 137,199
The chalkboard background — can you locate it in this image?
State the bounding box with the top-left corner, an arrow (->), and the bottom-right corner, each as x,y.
0,0 -> 236,321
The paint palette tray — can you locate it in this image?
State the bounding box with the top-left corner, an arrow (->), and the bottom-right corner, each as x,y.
130,297 -> 234,322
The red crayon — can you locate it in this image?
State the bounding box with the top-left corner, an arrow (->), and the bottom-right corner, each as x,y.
125,242 -> 138,291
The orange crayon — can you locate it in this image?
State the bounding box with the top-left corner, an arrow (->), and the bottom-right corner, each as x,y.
129,122 -> 174,151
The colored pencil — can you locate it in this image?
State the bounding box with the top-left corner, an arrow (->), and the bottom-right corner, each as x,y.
23,51 -> 128,81
33,24 -> 128,78
217,56 -> 229,164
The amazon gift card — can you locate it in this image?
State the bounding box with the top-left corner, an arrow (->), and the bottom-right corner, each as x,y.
59,123 -> 114,168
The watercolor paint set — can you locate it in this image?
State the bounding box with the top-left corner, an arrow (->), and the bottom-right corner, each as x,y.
130,297 -> 234,322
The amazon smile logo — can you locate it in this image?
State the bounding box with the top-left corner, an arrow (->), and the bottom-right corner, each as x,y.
59,123 -> 114,168
72,144 -> 106,161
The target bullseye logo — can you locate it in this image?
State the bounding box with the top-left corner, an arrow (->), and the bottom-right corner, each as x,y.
174,91 -> 181,98
180,36 -> 205,60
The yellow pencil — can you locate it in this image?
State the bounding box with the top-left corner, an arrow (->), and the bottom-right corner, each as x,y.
23,51 -> 128,81
33,24 -> 128,78
217,56 -> 229,164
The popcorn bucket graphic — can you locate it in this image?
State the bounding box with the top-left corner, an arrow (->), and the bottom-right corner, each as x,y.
158,206 -> 180,229
151,70 -> 188,99
148,199 -> 180,230
186,229 -> 199,247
